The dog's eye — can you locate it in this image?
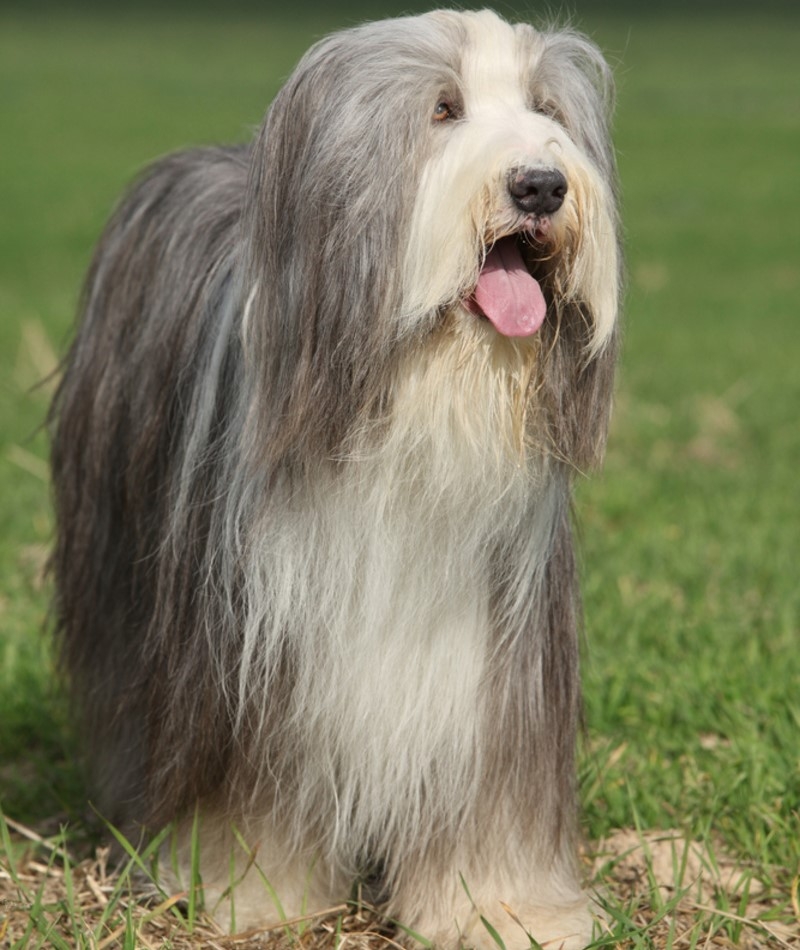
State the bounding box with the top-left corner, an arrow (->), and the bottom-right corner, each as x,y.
433,100 -> 455,122
532,97 -> 564,124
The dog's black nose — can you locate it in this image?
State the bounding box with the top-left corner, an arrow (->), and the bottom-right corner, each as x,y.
508,168 -> 568,215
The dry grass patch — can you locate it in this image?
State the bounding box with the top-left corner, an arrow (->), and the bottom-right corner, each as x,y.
0,816 -> 398,950
1,818 -> 798,949
590,829 -> 799,948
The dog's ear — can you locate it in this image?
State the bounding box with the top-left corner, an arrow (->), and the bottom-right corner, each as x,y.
238,28 -> 443,472
533,29 -> 618,193
541,308 -> 620,471
531,28 -> 622,356
525,29 -> 621,470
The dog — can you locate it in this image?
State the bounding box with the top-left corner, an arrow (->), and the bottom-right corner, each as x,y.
50,9 -> 620,948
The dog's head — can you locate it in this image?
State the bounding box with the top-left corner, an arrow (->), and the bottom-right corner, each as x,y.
242,10 -> 620,471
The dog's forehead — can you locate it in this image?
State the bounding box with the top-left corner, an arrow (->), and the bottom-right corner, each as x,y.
457,10 -> 540,108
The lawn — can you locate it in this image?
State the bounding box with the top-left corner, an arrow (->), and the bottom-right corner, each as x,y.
1,2 -> 798,947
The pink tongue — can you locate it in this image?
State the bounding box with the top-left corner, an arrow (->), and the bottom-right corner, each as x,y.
473,240 -> 547,337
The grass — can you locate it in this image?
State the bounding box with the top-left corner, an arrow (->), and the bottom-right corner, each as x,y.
2,811 -> 796,948
1,2 -> 798,946
575,10 -> 800,882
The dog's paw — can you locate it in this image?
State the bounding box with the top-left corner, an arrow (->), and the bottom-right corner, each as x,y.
410,897 -> 594,950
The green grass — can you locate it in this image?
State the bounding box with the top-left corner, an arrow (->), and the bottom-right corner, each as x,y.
575,12 -> 800,884
1,3 -> 798,945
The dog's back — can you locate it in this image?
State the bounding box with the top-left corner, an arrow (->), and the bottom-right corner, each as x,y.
50,145 -> 248,816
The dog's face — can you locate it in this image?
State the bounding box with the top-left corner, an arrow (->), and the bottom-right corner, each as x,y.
403,11 -> 618,357
243,9 -> 619,467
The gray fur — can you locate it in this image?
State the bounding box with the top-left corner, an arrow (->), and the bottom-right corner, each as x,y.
51,10 -> 620,944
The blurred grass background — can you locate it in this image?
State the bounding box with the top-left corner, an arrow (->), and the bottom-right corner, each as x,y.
0,0 -> 798,895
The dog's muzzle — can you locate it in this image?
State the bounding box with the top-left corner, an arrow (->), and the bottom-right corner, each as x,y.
461,168 -> 568,339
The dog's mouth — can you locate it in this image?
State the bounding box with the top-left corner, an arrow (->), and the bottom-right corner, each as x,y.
465,224 -> 552,338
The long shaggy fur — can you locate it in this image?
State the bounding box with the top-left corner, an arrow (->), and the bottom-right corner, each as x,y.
51,10 -> 621,948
